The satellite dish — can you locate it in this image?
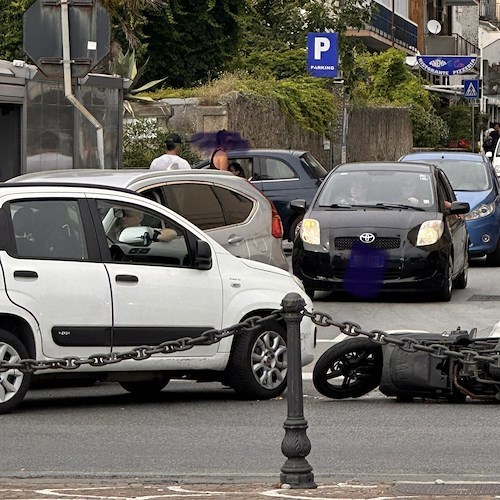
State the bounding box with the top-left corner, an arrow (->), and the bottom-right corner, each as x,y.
427,19 -> 442,35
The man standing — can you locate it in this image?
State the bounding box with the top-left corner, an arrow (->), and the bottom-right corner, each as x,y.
150,133 -> 191,171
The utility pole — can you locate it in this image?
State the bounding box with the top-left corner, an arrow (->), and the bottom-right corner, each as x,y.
391,0 -> 395,46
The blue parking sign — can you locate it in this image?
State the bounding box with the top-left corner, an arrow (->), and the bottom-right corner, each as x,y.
307,33 -> 338,78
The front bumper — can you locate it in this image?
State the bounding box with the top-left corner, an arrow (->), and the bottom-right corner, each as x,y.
293,245 -> 448,295
466,218 -> 500,257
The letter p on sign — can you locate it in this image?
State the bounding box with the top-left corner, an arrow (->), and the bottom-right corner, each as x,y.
307,32 -> 338,78
314,37 -> 330,60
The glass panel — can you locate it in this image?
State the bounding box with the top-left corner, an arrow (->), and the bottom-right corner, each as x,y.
97,201 -> 190,267
10,200 -> 88,260
162,184 -> 225,230
213,186 -> 253,225
262,158 -> 296,180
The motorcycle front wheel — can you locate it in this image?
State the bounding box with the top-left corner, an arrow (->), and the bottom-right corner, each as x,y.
313,338 -> 383,399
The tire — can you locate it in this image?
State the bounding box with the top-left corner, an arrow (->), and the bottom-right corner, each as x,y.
0,330 -> 31,414
119,375 -> 170,396
227,319 -> 287,399
436,256 -> 453,302
305,288 -> 315,300
288,216 -> 303,242
453,248 -> 468,290
312,338 -> 383,399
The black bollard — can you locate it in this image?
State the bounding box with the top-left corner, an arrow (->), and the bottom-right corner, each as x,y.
280,292 -> 317,489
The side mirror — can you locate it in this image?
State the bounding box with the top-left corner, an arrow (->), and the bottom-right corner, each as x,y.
290,199 -> 307,213
118,226 -> 156,246
195,239 -> 212,270
449,201 -> 470,215
486,151 -> 493,159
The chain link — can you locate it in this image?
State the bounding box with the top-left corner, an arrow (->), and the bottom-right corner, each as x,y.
0,311 -> 283,373
302,308 -> 500,368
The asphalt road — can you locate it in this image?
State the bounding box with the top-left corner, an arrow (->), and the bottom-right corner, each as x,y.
1,258 -> 500,487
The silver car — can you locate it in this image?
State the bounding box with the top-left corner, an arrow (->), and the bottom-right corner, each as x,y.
8,169 -> 289,270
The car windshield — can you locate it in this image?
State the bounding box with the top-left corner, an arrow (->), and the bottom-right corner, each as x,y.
317,170 -> 436,209
419,160 -> 490,191
301,152 -> 328,179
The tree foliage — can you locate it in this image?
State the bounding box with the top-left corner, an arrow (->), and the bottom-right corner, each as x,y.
350,49 -> 449,147
0,0 -> 31,61
140,0 -> 245,88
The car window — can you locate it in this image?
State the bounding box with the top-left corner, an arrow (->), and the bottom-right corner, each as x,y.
10,199 -> 88,260
161,184 -> 225,230
301,152 -> 328,179
261,158 -> 297,180
228,158 -> 253,179
423,160 -> 491,191
317,170 -> 436,208
96,200 -> 191,267
212,185 -> 253,225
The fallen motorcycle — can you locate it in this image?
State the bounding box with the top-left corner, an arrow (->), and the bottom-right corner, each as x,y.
312,328 -> 500,402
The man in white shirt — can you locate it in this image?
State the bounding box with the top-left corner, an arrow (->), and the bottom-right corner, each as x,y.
150,133 -> 191,171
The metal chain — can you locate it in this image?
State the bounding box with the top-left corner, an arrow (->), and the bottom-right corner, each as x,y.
302,309 -> 500,370
0,311 -> 282,373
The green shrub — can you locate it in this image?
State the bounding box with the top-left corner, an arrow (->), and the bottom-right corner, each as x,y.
122,118 -> 200,168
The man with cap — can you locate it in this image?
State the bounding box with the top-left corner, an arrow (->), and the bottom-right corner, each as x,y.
150,133 -> 191,171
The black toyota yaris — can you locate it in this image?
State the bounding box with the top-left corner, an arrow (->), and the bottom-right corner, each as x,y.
291,162 -> 470,301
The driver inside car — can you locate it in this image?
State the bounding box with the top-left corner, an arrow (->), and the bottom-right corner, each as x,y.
115,208 -> 178,243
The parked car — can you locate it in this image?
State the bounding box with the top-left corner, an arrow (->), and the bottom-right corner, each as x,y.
291,162 -> 470,301
8,169 -> 288,271
400,151 -> 500,265
195,149 -> 327,241
0,181 -> 315,413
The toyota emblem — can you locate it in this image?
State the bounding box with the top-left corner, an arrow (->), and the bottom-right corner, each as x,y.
359,232 -> 376,244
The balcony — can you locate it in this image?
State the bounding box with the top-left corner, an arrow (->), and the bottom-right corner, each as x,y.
443,0 -> 479,5
346,3 -> 417,54
480,0 -> 497,20
425,33 -> 479,56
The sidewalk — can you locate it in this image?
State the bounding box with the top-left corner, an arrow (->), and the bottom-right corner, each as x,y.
1,479 -> 499,499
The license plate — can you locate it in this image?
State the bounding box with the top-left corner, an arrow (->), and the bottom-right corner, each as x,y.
350,254 -> 384,267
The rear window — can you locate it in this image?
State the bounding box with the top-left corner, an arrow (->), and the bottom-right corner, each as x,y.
300,152 -> 328,179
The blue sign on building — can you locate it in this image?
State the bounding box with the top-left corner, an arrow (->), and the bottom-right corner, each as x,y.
463,79 -> 480,99
416,56 -> 478,76
307,33 -> 338,78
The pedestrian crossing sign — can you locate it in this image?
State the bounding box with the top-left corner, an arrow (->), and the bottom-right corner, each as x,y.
463,79 -> 480,99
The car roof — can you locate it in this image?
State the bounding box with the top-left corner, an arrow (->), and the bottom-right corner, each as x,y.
334,161 -> 434,173
401,151 -> 486,161
7,168 -> 253,189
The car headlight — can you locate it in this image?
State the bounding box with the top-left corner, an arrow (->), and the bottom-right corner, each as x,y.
465,202 -> 495,220
300,218 -> 321,245
416,220 -> 444,246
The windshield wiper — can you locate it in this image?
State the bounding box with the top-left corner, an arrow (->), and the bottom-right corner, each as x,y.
375,203 -> 426,211
320,203 -> 355,209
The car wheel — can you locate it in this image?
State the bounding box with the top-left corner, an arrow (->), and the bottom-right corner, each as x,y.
453,249 -> 468,289
289,216 -> 303,242
486,238 -> 500,266
119,375 -> 170,396
436,256 -> 453,302
0,330 -> 31,414
312,338 -> 383,399
227,319 -> 287,399
305,287 -> 315,300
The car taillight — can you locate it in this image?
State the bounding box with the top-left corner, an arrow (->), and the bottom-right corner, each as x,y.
270,200 -> 283,239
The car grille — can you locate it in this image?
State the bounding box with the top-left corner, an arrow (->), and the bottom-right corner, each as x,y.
334,237 -> 401,250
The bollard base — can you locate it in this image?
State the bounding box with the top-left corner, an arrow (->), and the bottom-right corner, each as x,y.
280,458 -> 317,489
280,471 -> 317,489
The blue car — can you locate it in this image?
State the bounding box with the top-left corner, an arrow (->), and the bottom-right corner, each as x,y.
399,151 -> 500,264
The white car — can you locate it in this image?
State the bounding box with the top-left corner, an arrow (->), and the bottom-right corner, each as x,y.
9,169 -> 289,270
0,182 -> 314,413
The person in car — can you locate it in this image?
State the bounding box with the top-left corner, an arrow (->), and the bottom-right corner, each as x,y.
340,180 -> 369,204
115,208 -> 178,243
229,161 -> 245,178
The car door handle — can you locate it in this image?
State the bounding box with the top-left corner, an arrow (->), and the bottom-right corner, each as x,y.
115,274 -> 139,283
13,270 -> 38,279
228,234 -> 245,245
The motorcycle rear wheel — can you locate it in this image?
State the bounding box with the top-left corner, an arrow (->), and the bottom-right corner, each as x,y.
313,338 -> 383,399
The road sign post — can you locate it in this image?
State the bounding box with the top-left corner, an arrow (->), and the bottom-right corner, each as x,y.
23,0 -> 110,168
463,80 -> 481,153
